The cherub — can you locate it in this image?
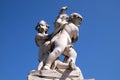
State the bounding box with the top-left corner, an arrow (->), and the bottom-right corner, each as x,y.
43,12 -> 83,70
52,13 -> 83,70
35,20 -> 51,70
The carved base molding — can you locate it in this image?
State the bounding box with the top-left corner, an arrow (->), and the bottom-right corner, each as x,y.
27,69 -> 84,80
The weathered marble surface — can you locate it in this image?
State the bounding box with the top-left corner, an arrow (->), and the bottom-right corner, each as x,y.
27,6 -> 91,80
27,69 -> 84,80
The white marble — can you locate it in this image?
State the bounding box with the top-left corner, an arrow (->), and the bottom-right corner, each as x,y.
27,6 -> 85,80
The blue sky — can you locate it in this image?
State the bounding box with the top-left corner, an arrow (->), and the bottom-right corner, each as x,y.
0,0 -> 120,80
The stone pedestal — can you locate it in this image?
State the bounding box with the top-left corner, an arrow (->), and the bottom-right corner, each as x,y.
27,69 -> 84,80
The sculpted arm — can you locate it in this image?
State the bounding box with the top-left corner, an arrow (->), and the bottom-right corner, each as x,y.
59,6 -> 68,14
72,29 -> 79,43
54,6 -> 68,29
52,6 -> 69,37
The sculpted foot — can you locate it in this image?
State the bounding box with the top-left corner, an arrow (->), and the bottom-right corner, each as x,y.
69,60 -> 76,70
43,65 -> 50,70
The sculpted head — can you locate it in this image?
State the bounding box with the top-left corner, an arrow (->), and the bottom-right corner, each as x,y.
36,20 -> 49,33
60,14 -> 69,22
69,13 -> 83,26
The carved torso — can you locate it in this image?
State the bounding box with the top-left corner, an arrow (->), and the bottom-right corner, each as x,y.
63,23 -> 79,43
35,33 -> 48,46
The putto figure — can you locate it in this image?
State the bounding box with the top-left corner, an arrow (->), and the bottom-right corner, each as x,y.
35,20 -> 51,70
43,12 -> 83,70
35,7 -> 83,71
28,6 -> 85,80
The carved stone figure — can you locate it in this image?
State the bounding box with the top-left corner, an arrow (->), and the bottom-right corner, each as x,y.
43,12 -> 83,70
35,20 -> 51,70
51,10 -> 83,70
27,6 -> 86,80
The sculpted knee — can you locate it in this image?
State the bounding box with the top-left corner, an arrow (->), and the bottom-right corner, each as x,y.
49,48 -> 62,58
69,48 -> 77,57
54,48 -> 62,55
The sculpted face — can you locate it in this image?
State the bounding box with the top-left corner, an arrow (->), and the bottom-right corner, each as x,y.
70,13 -> 83,27
39,20 -> 49,32
36,20 -> 49,33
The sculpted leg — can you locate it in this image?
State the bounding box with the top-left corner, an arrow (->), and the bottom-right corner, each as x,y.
37,61 -> 44,70
43,38 -> 68,70
43,46 -> 66,70
63,46 -> 77,70
51,46 -> 78,70
66,47 -> 77,64
68,47 -> 77,70
37,43 -> 50,70
53,59 -> 69,69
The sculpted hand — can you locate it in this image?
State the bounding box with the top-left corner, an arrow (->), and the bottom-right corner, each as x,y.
44,41 -> 50,46
62,20 -> 68,25
60,6 -> 68,14
61,6 -> 67,10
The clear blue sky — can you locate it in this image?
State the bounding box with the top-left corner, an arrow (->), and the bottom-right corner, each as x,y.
0,0 -> 120,80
